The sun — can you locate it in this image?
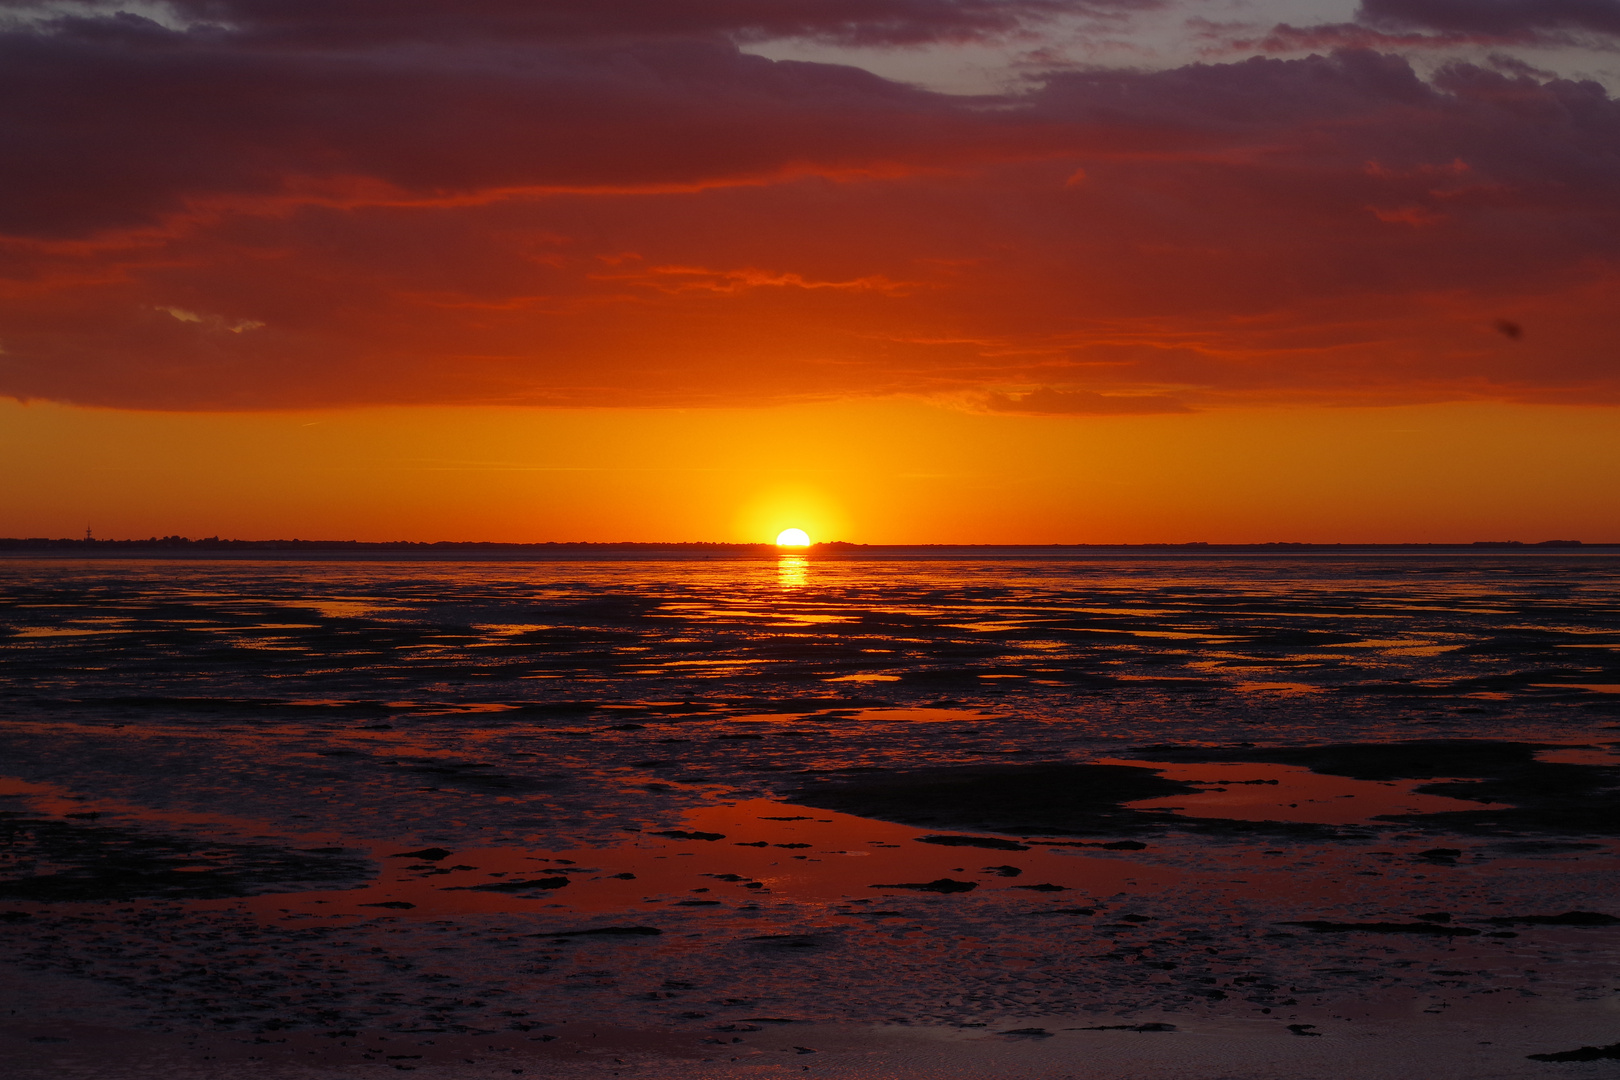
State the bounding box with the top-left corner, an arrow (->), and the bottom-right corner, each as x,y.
775,528 -> 811,547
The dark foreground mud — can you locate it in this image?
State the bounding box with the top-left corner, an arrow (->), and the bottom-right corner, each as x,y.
1528,1041 -> 1620,1062
787,762 -> 1198,837
788,740 -> 1620,842
6,555 -> 1620,1077
0,812 -> 371,902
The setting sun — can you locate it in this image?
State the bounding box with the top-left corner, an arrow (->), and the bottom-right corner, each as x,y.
775,528 -> 811,547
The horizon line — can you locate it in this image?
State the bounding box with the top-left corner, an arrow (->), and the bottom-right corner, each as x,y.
0,537 -> 1610,552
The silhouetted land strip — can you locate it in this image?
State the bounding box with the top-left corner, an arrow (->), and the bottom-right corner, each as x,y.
0,537 -> 1613,560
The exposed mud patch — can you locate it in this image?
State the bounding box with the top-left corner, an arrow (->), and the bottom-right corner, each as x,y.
0,813 -> 372,901
1280,920 -> 1482,937
1528,1042 -> 1620,1062
788,740 -> 1620,840
1129,741 -> 1620,836
787,763 -> 1198,837
1129,740 -> 1551,781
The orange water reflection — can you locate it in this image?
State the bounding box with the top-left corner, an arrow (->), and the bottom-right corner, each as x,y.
724,707 -> 996,725
1113,759 -> 1510,825
1536,746 -> 1620,766
218,799 -> 1175,919
776,555 -> 807,589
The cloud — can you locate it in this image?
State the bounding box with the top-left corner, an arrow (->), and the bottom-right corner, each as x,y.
0,9 -> 1617,411
1228,22 -> 1500,54
158,305 -> 264,332
72,0 -> 1152,47
985,388 -> 1193,414
1,21 -> 1034,238
1357,0 -> 1620,39
1211,0 -> 1620,57
588,260 -> 919,295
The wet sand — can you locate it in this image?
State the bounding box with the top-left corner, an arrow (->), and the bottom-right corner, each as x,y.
8,1005 -> 1620,1080
3,554 -> 1620,1076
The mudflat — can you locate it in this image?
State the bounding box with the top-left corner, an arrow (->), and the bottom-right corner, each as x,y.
3,553 -> 1619,1077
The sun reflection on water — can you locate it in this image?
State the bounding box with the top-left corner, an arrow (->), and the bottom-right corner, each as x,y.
777,555 -> 807,588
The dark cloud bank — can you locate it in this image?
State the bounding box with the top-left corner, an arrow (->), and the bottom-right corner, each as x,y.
0,1 -> 1617,410
1359,0 -> 1620,38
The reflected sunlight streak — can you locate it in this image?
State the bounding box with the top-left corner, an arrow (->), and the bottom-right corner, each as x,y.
777,555 -> 808,589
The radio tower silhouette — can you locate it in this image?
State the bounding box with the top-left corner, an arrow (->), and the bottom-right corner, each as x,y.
85,525 -> 93,541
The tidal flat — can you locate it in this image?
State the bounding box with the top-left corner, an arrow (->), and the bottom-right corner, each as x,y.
2,552 -> 1619,1078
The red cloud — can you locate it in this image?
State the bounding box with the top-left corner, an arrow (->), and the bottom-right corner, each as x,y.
984,388 -> 1193,414
1,11 -> 1618,411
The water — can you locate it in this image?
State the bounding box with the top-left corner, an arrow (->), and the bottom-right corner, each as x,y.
3,553 -> 1619,1076
7,551 -> 1620,722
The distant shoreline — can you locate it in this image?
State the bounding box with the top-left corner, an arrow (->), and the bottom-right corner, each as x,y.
1,538 -> 1615,561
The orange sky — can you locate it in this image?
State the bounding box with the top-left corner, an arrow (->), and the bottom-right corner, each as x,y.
5,398 -> 1618,543
4,1 -> 1619,541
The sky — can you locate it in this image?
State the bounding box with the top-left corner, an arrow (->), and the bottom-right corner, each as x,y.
3,0 -> 1619,543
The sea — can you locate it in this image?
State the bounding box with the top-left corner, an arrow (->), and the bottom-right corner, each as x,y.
2,550 -> 1619,1078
